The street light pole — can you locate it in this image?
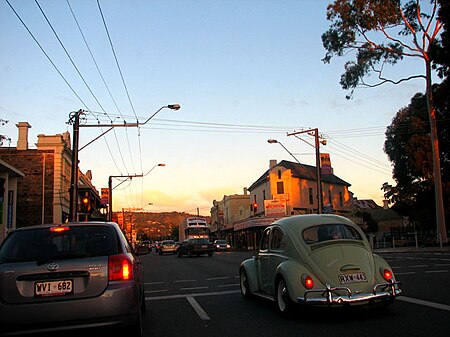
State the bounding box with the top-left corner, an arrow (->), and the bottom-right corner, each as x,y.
267,139 -> 301,165
67,105 -> 180,222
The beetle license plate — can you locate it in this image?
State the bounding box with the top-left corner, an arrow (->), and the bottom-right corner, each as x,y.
339,272 -> 367,284
35,279 -> 73,297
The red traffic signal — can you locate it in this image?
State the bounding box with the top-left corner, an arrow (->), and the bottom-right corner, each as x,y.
79,193 -> 91,213
252,202 -> 258,213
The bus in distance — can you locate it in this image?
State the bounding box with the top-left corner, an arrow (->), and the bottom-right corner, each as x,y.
179,217 -> 210,241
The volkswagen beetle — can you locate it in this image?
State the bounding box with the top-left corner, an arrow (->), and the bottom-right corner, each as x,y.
239,214 -> 402,315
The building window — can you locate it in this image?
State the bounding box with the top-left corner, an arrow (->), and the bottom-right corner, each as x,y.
339,192 -> 343,207
277,170 -> 282,179
328,190 -> 332,204
309,188 -> 313,205
277,181 -> 284,194
263,190 -> 266,200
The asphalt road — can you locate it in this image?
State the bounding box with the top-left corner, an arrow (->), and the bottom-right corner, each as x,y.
19,249 -> 450,337
139,250 -> 450,337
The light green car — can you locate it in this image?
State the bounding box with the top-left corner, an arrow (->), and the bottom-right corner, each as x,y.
239,214 -> 402,316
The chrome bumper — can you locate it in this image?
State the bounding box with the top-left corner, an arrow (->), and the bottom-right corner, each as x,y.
297,279 -> 402,305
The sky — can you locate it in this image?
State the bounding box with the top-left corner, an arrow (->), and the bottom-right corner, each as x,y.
0,0 -> 434,216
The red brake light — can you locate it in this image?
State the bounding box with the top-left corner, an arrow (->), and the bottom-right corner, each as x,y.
108,254 -> 133,281
302,275 -> 314,289
382,268 -> 393,281
50,226 -> 70,232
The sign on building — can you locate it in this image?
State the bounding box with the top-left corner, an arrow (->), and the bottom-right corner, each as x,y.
264,199 -> 286,217
101,188 -> 109,205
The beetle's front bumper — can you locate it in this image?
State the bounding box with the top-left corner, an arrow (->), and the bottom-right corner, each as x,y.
298,279 -> 402,306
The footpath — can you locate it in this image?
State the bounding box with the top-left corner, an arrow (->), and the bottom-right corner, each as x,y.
373,245 -> 450,253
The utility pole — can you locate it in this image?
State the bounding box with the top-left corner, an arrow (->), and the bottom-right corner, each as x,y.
66,104 -> 180,223
69,110 -> 81,222
108,174 -> 143,221
287,128 -> 324,214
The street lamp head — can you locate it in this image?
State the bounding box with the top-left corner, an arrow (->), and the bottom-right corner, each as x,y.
157,163 -> 166,167
267,139 -> 278,144
168,104 -> 181,110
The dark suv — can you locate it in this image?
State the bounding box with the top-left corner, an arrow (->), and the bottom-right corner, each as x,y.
177,238 -> 214,257
0,221 -> 150,336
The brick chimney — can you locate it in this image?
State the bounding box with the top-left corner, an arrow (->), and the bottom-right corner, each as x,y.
16,122 -> 31,150
269,159 -> 277,169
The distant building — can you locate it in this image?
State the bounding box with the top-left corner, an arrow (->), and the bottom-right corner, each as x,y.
353,197 -> 405,235
210,188 -> 251,244
248,159 -> 353,217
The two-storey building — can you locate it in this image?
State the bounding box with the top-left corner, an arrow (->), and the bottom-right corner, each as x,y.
233,159 -> 353,250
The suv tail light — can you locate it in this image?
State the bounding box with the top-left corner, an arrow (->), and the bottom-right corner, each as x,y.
108,254 -> 133,281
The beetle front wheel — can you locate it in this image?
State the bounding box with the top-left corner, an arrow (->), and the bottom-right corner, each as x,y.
275,277 -> 294,317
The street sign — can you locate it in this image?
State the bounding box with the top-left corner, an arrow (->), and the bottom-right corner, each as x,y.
264,199 -> 286,217
101,188 -> 109,205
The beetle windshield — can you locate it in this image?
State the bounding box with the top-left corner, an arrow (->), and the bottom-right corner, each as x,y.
302,224 -> 362,244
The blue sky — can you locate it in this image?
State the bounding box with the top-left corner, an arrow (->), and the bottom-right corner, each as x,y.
0,0 -> 431,215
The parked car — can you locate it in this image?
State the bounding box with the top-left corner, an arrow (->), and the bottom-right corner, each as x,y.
0,221 -> 150,335
177,238 -> 215,257
239,214 -> 402,316
158,240 -> 178,255
214,239 -> 231,251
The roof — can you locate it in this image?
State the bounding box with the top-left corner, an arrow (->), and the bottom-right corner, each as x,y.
248,160 -> 351,191
0,159 -> 25,178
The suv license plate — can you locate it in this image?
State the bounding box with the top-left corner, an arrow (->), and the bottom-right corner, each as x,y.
338,272 -> 367,284
35,279 -> 73,297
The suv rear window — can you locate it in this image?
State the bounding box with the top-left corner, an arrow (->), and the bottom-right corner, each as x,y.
0,225 -> 119,264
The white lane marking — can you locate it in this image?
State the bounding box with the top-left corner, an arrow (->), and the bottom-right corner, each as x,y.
145,281 -> 165,285
395,272 -> 416,275
180,286 -> 208,291
145,289 -> 169,294
206,276 -> 230,281
187,296 -> 210,320
398,296 -> 450,312
146,289 -> 240,301
409,265 -> 428,268
174,279 -> 196,283
425,270 -> 448,273
218,283 -> 240,288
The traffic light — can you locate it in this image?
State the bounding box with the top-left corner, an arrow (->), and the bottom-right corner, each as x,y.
80,192 -> 91,214
252,202 -> 258,214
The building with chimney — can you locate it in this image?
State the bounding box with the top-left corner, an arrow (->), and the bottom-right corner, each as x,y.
0,122 -> 102,239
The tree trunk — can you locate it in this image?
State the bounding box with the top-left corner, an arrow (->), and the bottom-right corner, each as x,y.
425,60 -> 447,244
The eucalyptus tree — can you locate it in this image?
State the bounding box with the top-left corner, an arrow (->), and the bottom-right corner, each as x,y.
322,0 -> 447,243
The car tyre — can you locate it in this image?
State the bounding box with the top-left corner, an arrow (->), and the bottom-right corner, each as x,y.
177,250 -> 183,257
275,277 -> 294,317
239,268 -> 252,300
130,303 -> 143,336
208,251 -> 213,257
